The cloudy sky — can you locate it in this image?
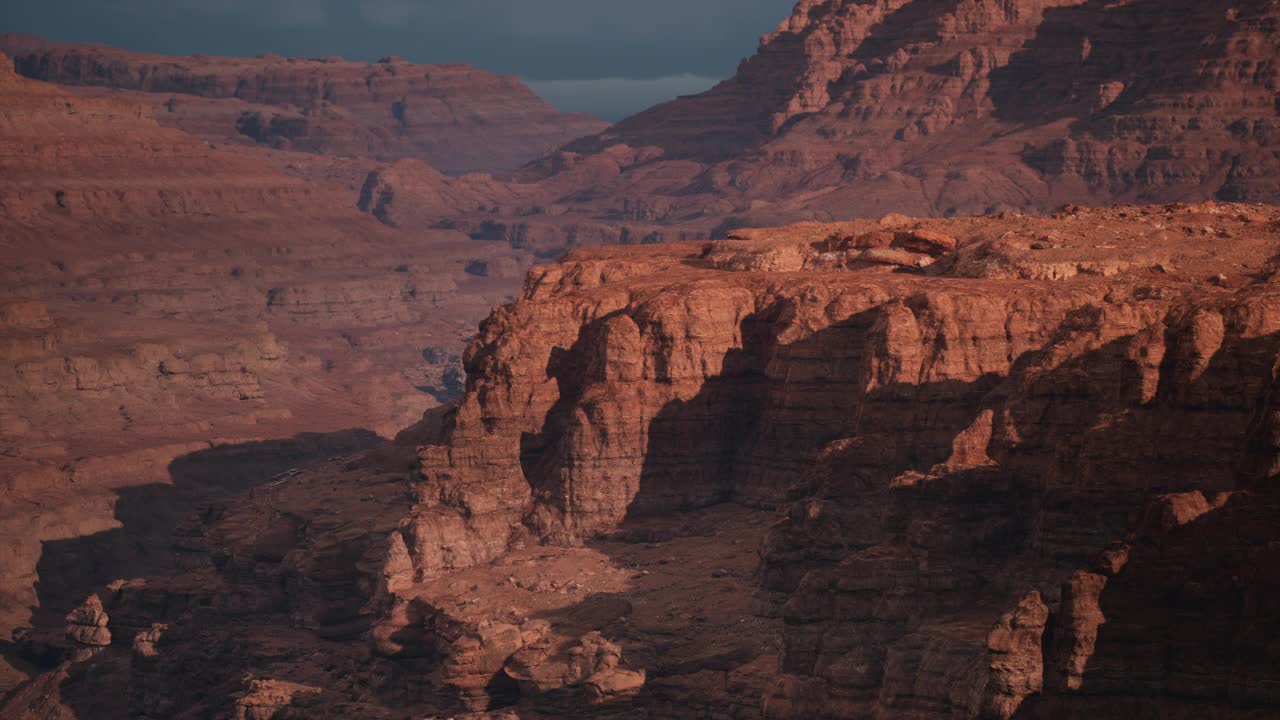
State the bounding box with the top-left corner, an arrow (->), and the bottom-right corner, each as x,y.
1,1 -> 795,119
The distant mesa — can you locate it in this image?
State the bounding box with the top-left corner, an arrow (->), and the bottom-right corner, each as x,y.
0,33 -> 607,175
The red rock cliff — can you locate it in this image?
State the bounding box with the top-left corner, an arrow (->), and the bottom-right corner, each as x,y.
375,0 -> 1280,246
347,0 -> 1280,265
7,203 -> 1280,718
402,203 -> 1280,718
0,51 -> 531,693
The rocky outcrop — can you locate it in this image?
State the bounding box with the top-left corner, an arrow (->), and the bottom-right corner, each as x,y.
597,0 -> 1280,213
7,203 -> 1280,718
0,34 -> 607,174
398,202 -> 1280,717
63,595 -> 111,660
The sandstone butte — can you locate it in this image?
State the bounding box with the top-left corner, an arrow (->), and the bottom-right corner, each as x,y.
3,200 -> 1280,719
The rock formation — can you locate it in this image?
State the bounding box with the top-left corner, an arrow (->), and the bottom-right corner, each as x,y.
0,51 -> 532,692
17,1 -> 1280,266
349,0 -> 1280,249
5,1 -> 1280,716
0,33 -> 607,175
6,202 -> 1279,718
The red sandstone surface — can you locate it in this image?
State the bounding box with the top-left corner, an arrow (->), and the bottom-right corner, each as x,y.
4,0 -> 1280,717
0,33 -> 607,175
0,50 -> 536,693
346,0 -> 1280,254
5,201 -> 1280,718
14,2 -> 1280,263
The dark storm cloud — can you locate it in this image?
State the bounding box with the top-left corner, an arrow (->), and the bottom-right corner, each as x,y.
1,1 -> 794,118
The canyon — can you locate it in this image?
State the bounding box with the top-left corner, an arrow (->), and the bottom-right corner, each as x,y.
0,48 -> 540,693
3,0 -> 1280,717
11,2 -> 1280,256
5,201 -> 1280,718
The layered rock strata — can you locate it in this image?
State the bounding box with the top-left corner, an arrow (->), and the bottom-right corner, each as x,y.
370,201 -> 1280,718
348,0 -> 1280,250
0,51 -> 530,692
18,1 -> 1280,268
7,202 -> 1280,718
0,34 -> 607,174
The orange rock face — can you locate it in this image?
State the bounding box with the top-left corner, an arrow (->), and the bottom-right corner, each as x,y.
5,1 -> 1280,716
350,0 -> 1280,251
0,33 -> 607,175
19,1 -> 1280,264
397,203 -> 1280,719
601,0 -> 1280,211
7,202 -> 1280,718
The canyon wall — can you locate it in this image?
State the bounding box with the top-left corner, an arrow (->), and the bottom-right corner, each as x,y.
5,1 -> 1280,715
13,1 -> 1280,272
7,202 -> 1278,718
592,0 -> 1280,213
0,50 -> 536,693
348,0 -> 1280,252
359,201 -> 1280,718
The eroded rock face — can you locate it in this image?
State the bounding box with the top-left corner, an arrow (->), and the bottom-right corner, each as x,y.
4,6 -> 1280,716
64,595 -> 112,661
402,203 -> 1280,717
0,34 -> 607,175
21,0 -> 1277,262
0,53 -> 528,692
604,0 -> 1280,210
342,0 -> 1280,251
6,204 -> 1280,719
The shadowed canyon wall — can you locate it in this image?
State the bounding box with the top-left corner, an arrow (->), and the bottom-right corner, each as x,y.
4,0 -> 1280,716
6,204 -> 1279,718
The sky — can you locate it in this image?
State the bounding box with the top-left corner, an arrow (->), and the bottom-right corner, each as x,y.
0,1 -> 796,119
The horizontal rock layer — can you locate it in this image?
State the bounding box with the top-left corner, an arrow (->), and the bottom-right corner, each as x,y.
0,33 -> 607,174
10,203 -> 1278,718
0,52 -> 536,693
344,0 -> 1280,253
408,203 -> 1280,717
